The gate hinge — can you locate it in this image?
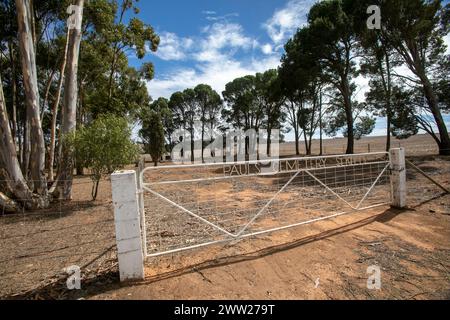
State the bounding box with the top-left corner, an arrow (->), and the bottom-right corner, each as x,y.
388,166 -> 405,174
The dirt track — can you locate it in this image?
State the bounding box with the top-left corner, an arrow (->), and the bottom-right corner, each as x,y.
91,197 -> 450,300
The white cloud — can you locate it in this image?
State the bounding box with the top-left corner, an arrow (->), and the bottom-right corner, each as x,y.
205,12 -> 239,22
154,32 -> 194,61
148,19 -> 282,99
153,22 -> 254,63
263,0 -> 314,46
147,56 -> 280,99
202,23 -> 252,50
261,43 -> 273,55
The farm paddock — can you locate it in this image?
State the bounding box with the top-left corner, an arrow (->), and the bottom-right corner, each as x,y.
0,137 -> 449,300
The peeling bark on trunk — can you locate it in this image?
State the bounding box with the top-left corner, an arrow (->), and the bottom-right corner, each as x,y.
16,0 -> 48,199
55,0 -> 84,200
0,73 -> 35,207
0,192 -> 20,212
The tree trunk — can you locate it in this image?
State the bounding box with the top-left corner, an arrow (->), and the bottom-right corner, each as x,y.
55,0 -> 84,200
266,126 -> 272,157
319,91 -> 323,156
91,179 -> 99,201
201,121 -> 205,163
0,192 -> 20,212
345,109 -> 354,154
420,74 -> 450,155
210,122 -> 215,158
190,128 -> 195,163
48,30 -> 69,181
386,114 -> 391,152
303,129 -> 310,155
16,0 -> 48,198
342,81 -> 354,154
29,0 -> 36,48
294,126 -> 300,156
75,78 -> 84,176
17,120 -> 22,166
41,68 -> 56,120
22,115 -> 30,180
0,73 -> 36,208
398,42 -> 450,155
8,41 -> 18,143
384,47 -> 392,153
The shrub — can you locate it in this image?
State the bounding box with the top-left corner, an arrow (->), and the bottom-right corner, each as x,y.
139,110 -> 166,166
68,115 -> 140,200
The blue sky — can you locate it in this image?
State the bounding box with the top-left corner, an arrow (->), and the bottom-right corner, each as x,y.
127,0 -> 449,140
129,0 -> 314,99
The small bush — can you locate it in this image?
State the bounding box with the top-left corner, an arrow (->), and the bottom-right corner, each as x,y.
68,115 -> 140,200
139,110 -> 166,166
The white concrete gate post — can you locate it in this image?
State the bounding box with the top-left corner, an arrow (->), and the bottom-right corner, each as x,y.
389,148 -> 407,208
111,170 -> 145,282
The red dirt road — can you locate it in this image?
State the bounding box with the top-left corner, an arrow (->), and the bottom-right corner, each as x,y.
91,195 -> 450,300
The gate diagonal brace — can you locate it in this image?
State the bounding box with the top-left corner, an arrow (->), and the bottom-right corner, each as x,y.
355,163 -> 390,209
303,163 -> 390,211
143,170 -> 303,240
234,169 -> 302,238
142,162 -> 390,242
303,170 -> 357,210
142,186 -> 236,238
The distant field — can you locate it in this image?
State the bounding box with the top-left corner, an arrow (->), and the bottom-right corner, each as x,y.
143,134 -> 441,164
280,134 -> 439,157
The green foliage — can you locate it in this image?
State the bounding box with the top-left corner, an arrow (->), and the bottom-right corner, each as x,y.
139,111 -> 166,166
68,115 -> 139,200
222,75 -> 263,130
78,0 -> 159,120
166,85 -> 222,161
142,97 -> 175,150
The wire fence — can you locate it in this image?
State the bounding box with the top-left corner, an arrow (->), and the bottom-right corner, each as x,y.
405,157 -> 450,208
0,178 -> 117,299
141,153 -> 392,258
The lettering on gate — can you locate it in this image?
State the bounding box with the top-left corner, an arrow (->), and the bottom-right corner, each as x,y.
223,156 -> 371,177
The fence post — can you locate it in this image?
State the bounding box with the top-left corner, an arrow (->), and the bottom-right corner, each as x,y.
111,170 -> 145,282
389,148 -> 406,208
136,158 -> 147,257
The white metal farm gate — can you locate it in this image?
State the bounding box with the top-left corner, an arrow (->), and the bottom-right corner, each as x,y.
138,152 -> 392,259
